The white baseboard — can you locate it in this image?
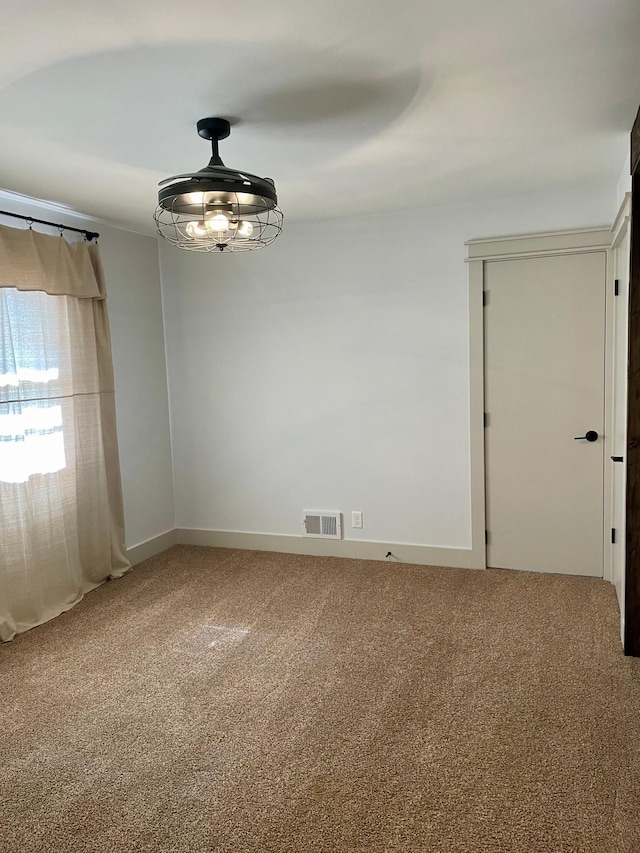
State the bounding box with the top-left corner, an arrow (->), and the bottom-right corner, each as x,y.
175,528 -> 483,569
126,529 -> 177,566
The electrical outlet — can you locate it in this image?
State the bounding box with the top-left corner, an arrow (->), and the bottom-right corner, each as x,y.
351,511 -> 363,529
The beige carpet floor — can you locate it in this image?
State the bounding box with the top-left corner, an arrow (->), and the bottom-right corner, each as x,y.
1,546 -> 640,853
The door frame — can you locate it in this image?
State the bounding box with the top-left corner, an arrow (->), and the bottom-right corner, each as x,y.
465,227 -> 613,575
625,106 -> 640,655
610,194 -> 632,640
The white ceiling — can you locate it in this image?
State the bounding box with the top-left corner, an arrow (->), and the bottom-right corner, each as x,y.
0,0 -> 638,234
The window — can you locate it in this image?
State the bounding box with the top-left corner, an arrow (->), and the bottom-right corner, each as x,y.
0,289 -> 66,483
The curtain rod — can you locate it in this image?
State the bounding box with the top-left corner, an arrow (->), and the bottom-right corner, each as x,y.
0,209 -> 99,241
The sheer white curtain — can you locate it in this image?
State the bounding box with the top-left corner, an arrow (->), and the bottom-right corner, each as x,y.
0,224 -> 130,641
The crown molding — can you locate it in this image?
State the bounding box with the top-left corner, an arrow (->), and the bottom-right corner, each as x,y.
0,188 -> 152,238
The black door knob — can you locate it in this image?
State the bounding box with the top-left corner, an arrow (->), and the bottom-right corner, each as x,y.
574,430 -> 598,442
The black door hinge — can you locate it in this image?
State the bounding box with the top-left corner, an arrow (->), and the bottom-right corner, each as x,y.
482,291 -> 488,307
612,528 -> 616,544
615,279 -> 619,296
484,412 -> 488,428
485,529 -> 489,545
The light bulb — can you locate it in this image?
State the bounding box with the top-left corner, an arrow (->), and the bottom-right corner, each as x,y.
237,220 -> 254,238
205,213 -> 230,233
185,220 -> 208,238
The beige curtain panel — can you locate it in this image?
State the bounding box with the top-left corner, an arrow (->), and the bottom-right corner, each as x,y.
0,225 -> 130,642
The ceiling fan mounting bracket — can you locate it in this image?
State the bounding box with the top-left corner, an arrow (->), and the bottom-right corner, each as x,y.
197,117 -> 231,142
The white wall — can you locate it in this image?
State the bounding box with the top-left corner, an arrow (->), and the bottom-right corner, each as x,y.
0,194 -> 175,550
617,152 -> 632,210
160,182 -> 616,562
98,225 -> 175,549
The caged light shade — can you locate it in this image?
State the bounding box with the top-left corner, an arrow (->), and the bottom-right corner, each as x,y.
154,118 -> 283,253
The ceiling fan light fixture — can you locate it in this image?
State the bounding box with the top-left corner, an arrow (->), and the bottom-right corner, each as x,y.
154,117 -> 283,253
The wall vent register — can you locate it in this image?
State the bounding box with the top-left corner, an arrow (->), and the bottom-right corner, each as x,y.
303,511 -> 342,539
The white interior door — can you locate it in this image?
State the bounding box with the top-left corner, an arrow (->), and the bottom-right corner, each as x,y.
484,251 -> 606,576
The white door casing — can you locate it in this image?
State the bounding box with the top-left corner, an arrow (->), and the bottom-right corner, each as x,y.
610,196 -> 631,633
466,227 -> 612,578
